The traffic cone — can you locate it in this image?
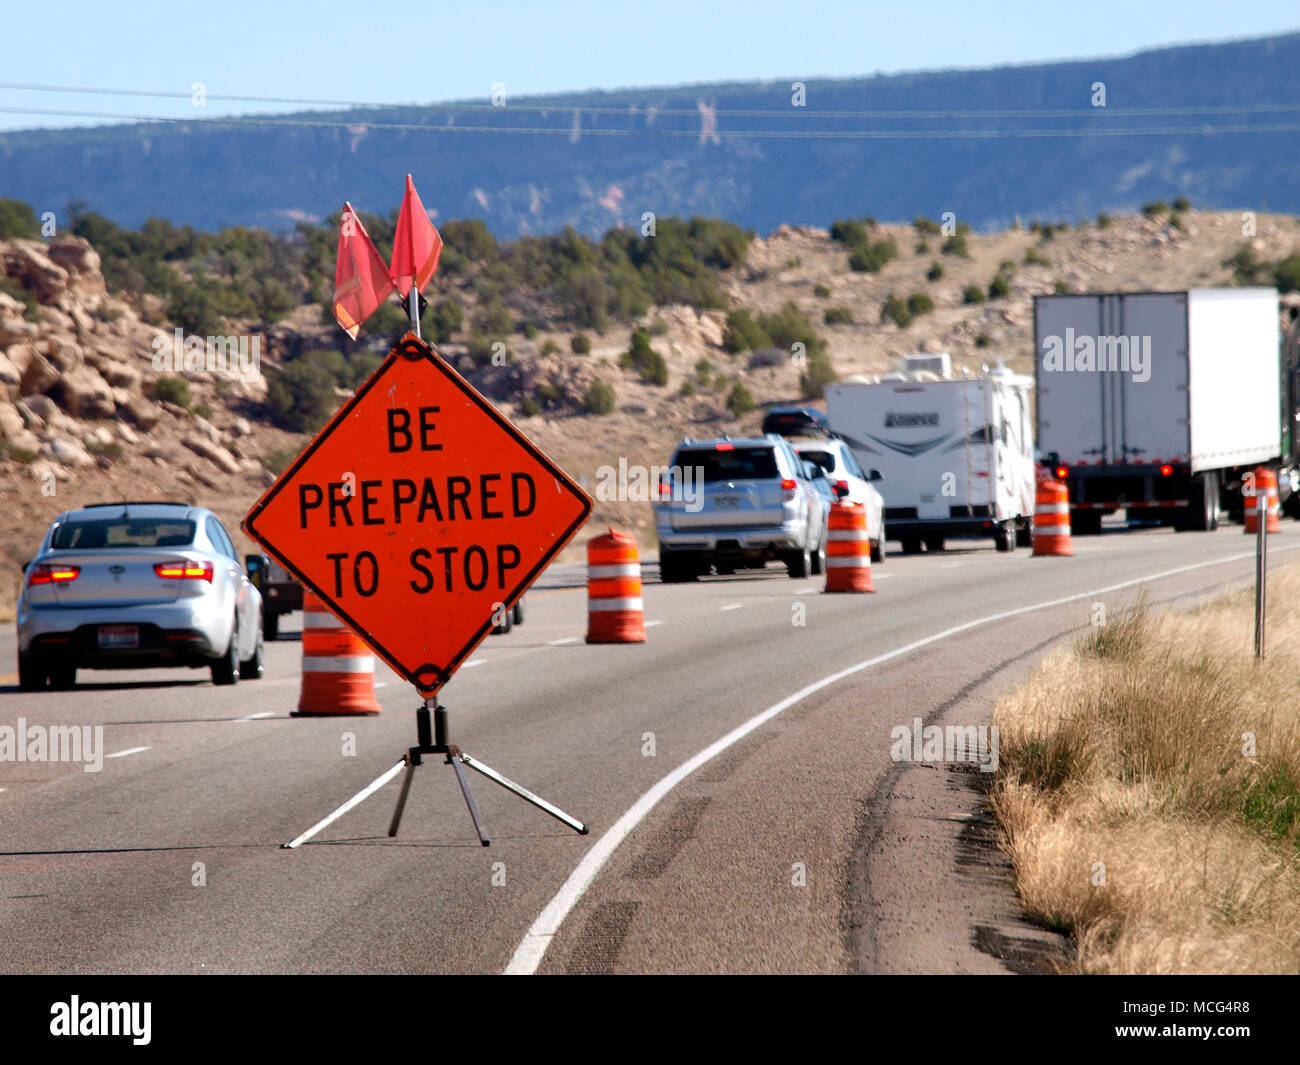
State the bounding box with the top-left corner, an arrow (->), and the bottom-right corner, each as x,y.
1243,467 -> 1280,534
295,592 -> 383,716
824,501 -> 875,592
1032,481 -> 1074,556
586,528 -> 646,643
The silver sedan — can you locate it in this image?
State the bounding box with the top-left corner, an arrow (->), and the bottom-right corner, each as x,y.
16,502 -> 263,690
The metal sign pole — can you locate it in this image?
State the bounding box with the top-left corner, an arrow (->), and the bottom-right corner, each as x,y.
408,284 -> 420,339
1255,492 -> 1267,659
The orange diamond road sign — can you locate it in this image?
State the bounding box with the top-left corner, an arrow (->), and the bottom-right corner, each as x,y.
244,334 -> 592,695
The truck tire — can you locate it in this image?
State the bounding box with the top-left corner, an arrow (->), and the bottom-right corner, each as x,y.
1015,521 -> 1033,548
1176,472 -> 1219,532
924,534 -> 944,553
901,536 -> 922,556
512,600 -> 525,625
994,523 -> 1013,552
785,546 -> 811,579
659,551 -> 695,584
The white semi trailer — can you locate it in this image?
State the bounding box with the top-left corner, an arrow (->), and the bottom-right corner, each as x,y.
825,355 -> 1037,553
1033,288 -> 1297,532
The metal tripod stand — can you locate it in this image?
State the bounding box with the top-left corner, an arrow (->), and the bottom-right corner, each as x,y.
283,699 -> 588,848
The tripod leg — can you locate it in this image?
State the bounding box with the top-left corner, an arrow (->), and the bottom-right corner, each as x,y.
449,754 -> 491,846
283,759 -> 408,849
458,752 -> 588,835
388,760 -> 418,838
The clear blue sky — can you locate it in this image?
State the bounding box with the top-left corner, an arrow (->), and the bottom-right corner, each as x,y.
1,0 -> 1296,132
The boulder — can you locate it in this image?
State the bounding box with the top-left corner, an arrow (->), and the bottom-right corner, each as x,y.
2,241 -> 69,300
53,365 -> 115,419
232,417 -> 252,437
19,351 -> 60,396
5,342 -> 36,377
0,402 -> 24,440
193,415 -> 221,444
46,238 -> 102,279
17,396 -> 51,426
99,360 -> 141,390
0,351 -> 19,386
45,435 -> 94,467
182,434 -> 240,475
0,315 -> 37,347
45,338 -> 84,372
120,396 -> 161,430
116,422 -> 139,444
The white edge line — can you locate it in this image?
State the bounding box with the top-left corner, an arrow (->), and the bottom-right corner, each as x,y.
105,746 -> 150,759
504,545 -> 1291,975
236,711 -> 276,721
548,637 -> 580,646
644,620 -> 664,628
720,603 -> 743,612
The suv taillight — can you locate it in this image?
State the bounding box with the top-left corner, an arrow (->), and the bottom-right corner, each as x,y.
154,561 -> 214,582
781,477 -> 798,501
835,479 -> 850,496
659,478 -> 673,501
28,564 -> 80,586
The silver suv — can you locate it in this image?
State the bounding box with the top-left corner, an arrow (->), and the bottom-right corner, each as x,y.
16,502 -> 264,690
655,434 -> 826,582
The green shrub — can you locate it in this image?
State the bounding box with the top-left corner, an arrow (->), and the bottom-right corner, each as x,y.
926,260 -> 944,281
584,377 -> 616,414
914,241 -> 929,254
975,332 -> 992,348
519,397 -> 541,417
907,292 -> 935,317
848,237 -> 899,273
1053,279 -> 1072,294
570,333 -> 591,354
679,380 -> 697,397
265,361 -> 336,432
194,403 -> 213,420
813,283 -> 831,298
881,293 -> 912,328
942,234 -> 969,258
756,301 -> 827,360
913,217 -> 942,236
1275,254 -> 1300,294
540,339 -> 560,356
830,219 -> 871,246
989,273 -> 1011,299
1173,196 -> 1191,212
523,322 -> 539,339
626,327 -> 669,385
824,306 -> 853,325
799,352 -> 837,398
963,284 -> 986,304
153,375 -> 192,409
1024,246 -> 1051,267
694,357 -> 713,381
998,259 -> 1017,276
1096,212 -> 1113,228
536,382 -> 562,406
726,381 -> 756,417
429,299 -> 463,343
1141,201 -> 1170,217
474,299 -> 512,338
649,315 -> 669,336
723,308 -> 772,352
0,199 -> 41,240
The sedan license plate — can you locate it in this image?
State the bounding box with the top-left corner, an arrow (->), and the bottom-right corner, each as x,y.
715,495 -> 740,510
98,625 -> 139,649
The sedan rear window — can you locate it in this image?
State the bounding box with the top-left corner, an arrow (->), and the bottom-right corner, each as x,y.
675,447 -> 778,482
51,519 -> 197,550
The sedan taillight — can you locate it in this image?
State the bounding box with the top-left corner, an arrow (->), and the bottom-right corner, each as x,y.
27,564 -> 80,586
154,561 -> 214,582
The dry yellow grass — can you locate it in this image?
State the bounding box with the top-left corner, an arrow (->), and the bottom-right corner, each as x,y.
991,568 -> 1300,974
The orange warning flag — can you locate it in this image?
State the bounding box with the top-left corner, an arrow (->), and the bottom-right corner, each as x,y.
333,203 -> 395,339
390,174 -> 443,296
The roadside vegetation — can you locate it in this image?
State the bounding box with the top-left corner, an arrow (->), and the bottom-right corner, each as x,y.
991,570 -> 1300,973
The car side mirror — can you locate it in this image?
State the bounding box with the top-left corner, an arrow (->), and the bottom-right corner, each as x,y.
21,559 -> 30,574
868,469 -> 883,482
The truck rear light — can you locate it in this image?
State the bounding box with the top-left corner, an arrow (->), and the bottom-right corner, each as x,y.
28,564 -> 80,586
154,561 -> 214,582
1055,466 -> 1068,480
1160,464 -> 1173,477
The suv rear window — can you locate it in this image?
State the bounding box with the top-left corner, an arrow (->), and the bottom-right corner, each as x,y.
52,519 -> 197,550
798,450 -> 835,474
676,447 -> 779,482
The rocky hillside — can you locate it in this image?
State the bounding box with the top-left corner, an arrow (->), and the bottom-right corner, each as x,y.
2,207 -> 1298,619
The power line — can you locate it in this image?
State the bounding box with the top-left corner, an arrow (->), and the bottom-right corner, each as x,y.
0,105 -> 1296,139
1,79 -> 1299,120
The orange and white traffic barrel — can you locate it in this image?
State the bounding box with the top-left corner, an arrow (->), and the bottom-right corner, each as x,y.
1243,467 -> 1280,535
824,501 -> 875,592
1032,480 -> 1074,557
295,591 -> 382,715
586,528 -> 646,643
